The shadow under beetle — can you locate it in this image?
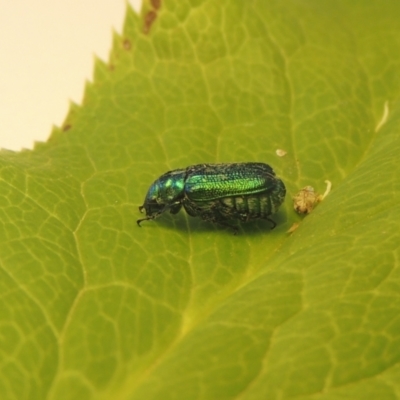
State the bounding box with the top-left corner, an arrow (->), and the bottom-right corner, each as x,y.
137,162 -> 286,233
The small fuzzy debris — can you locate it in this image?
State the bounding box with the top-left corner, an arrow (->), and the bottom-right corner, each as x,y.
293,180 -> 332,215
287,222 -> 300,234
321,180 -> 332,200
293,186 -> 320,214
276,149 -> 287,157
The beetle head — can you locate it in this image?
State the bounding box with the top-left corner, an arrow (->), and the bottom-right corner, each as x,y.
139,169 -> 186,220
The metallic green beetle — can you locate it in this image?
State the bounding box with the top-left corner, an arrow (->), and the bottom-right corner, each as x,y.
137,162 -> 286,233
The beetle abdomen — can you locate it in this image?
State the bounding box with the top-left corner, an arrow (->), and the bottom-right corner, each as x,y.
220,194 -> 273,220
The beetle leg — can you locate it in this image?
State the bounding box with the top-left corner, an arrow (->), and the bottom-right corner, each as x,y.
137,201 -> 182,227
266,216 -> 277,229
199,208 -> 239,234
137,214 -> 157,226
215,219 -> 239,235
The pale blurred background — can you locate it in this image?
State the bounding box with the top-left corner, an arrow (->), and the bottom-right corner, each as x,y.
0,0 -> 142,151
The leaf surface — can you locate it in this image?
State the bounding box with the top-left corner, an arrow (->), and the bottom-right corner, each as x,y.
1,1 -> 400,399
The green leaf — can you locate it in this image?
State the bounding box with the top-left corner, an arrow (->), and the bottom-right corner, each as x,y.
1,1 -> 400,399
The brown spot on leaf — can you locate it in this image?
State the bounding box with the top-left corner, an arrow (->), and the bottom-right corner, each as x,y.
143,11 -> 157,34
62,124 -> 72,132
151,0 -> 161,10
123,38 -> 131,50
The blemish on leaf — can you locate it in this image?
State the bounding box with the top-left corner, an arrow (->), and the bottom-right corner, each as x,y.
62,124 -> 72,132
143,11 -> 157,34
287,222 -> 299,234
375,101 -> 389,132
151,0 -> 161,10
276,149 -> 287,157
123,39 -> 132,50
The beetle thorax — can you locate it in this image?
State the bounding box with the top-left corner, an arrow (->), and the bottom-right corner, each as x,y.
157,177 -> 185,202
151,169 -> 186,204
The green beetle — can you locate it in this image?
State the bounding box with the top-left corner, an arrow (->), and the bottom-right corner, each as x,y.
137,162 -> 286,233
